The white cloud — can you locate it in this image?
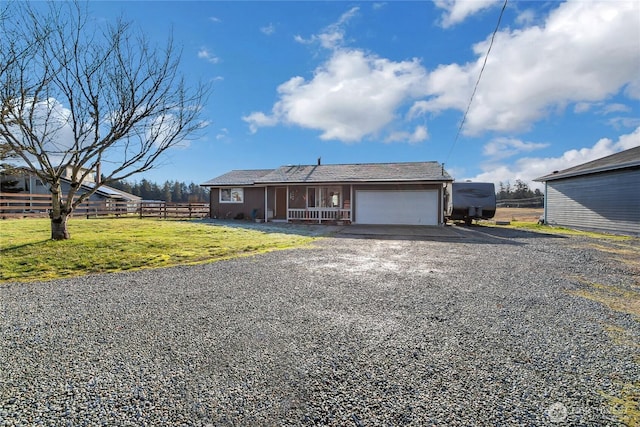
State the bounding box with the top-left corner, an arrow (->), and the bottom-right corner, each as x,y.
294,6 -> 359,49
242,111 -> 279,134
209,16 -> 221,23
601,103 -> 631,115
574,101 -> 632,115
1,97 -> 103,169
515,9 -> 536,26
148,113 -> 188,148
414,0 -> 640,135
245,7 -> 439,142
243,49 -> 429,142
434,0 -> 502,28
261,23 -> 276,36
385,125 -> 429,144
482,137 -> 549,160
215,128 -> 229,141
466,127 -> 640,190
607,116 -> 640,130
574,102 -> 592,114
197,48 -> 219,64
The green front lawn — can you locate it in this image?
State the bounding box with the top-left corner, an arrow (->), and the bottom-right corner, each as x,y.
0,218 -> 316,283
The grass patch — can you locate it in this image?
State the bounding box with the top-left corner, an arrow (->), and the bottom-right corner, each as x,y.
494,221 -> 634,240
568,282 -> 640,318
599,382 -> 640,425
567,275 -> 640,426
0,218 -> 317,283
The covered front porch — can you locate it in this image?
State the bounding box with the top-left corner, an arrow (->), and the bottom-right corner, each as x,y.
264,184 -> 352,224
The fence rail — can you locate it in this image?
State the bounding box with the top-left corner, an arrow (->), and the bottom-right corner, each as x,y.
496,196 -> 544,208
0,193 -> 209,219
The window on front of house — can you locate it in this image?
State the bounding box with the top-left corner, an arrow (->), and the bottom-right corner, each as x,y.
220,188 -> 244,203
306,186 -> 341,208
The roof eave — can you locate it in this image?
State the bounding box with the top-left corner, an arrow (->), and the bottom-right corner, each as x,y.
213,178 -> 454,185
535,161 -> 640,182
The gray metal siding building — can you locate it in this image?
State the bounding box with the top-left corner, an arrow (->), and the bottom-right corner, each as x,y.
535,146 -> 640,236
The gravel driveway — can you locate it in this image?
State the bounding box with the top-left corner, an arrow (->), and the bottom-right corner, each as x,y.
1,225 -> 638,426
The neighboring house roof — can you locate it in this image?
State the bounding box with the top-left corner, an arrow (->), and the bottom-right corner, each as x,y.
202,162 -> 452,186
74,180 -> 141,201
535,146 -> 640,182
4,167 -> 141,201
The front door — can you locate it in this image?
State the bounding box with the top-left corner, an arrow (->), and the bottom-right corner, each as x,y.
275,187 -> 287,219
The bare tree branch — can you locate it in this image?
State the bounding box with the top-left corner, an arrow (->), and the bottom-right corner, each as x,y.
0,1 -> 209,239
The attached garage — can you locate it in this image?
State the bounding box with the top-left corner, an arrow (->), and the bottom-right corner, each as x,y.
355,190 -> 439,225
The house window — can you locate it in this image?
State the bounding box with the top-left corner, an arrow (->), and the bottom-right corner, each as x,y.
307,186 -> 341,208
220,188 -> 244,203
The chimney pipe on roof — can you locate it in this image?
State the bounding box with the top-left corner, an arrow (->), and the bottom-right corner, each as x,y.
317,157 -> 321,166
96,162 -> 101,184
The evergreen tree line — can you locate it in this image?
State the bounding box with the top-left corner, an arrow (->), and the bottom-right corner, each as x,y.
496,180 -> 544,207
108,178 -> 209,203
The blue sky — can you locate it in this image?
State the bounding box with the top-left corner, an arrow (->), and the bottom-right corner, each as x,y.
88,0 -> 639,190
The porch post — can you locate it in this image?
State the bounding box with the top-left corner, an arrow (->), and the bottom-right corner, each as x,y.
438,185 -> 442,225
350,184 -> 353,223
264,186 -> 268,222
543,182 -> 548,224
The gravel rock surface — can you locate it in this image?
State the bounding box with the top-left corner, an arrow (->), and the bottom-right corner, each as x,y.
1,225 -> 638,426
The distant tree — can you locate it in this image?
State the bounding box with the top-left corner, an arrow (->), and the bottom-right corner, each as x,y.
162,181 -> 173,203
513,179 -> 531,199
0,2 -> 208,239
172,181 -> 183,203
140,179 -> 153,200
496,180 -> 543,207
109,177 -> 209,202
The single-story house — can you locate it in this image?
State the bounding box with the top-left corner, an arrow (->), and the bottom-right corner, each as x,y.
201,161 -> 453,225
534,145 -> 640,236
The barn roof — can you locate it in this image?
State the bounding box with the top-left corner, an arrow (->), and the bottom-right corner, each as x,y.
534,146 -> 640,182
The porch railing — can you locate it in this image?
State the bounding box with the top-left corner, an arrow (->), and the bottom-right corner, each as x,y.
288,208 -> 351,223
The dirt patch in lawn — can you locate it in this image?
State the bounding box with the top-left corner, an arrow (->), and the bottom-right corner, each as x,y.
493,207 -> 543,223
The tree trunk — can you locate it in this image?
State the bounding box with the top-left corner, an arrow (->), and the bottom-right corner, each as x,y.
50,213 -> 71,240
49,181 -> 72,240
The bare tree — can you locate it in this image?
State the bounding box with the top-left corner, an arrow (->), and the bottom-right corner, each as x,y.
0,1 -> 208,239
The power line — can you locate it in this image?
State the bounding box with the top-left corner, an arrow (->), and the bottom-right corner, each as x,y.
445,0 -> 508,164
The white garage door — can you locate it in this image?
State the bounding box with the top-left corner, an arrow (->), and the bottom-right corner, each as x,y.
356,190 -> 439,225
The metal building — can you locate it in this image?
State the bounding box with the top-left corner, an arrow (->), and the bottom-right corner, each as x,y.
534,146 -> 640,236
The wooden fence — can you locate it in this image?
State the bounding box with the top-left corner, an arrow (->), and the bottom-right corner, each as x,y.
0,193 -> 209,219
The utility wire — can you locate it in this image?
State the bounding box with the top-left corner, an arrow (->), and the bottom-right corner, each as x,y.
445,0 -> 508,164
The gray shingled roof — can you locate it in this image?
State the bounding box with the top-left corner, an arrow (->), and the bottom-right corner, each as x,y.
534,146 -> 640,182
201,169 -> 274,186
258,162 -> 451,183
201,162 -> 452,186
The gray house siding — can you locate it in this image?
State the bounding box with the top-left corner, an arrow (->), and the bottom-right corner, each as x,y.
545,168 -> 640,236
